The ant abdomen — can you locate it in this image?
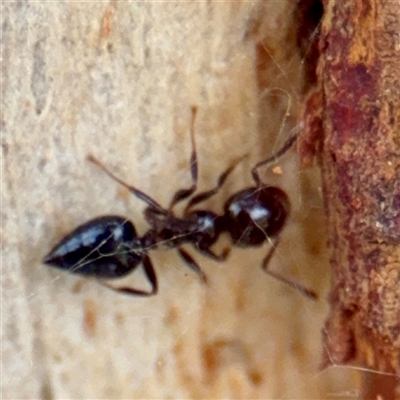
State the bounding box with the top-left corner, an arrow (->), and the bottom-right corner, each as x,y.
44,216 -> 143,279
224,186 -> 290,247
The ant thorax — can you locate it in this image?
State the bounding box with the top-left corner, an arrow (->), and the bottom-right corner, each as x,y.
143,207 -> 221,250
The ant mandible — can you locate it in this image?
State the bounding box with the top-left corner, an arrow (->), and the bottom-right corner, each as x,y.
43,107 -> 317,299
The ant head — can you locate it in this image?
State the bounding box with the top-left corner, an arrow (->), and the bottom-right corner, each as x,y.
223,186 -> 290,247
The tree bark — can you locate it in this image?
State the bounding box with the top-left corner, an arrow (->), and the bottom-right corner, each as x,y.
300,0 -> 400,398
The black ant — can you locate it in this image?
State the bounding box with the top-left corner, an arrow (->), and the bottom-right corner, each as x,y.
43,107 -> 317,299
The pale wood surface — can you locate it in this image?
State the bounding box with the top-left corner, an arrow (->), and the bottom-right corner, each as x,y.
2,1 -> 358,398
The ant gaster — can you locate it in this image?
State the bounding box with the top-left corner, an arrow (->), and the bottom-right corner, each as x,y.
43,107 -> 317,299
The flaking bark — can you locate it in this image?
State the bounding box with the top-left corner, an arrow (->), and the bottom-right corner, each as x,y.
300,0 -> 400,396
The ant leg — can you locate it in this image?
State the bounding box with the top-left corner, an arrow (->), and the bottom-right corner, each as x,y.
251,125 -> 301,186
261,236 -> 318,300
98,254 -> 158,296
168,107 -> 199,212
183,155 -> 245,215
197,246 -> 230,262
177,247 -> 207,284
88,155 -> 167,216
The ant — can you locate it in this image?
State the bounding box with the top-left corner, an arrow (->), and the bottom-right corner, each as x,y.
43,107 -> 317,299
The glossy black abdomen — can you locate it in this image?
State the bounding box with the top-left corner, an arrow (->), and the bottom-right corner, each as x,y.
43,216 -> 142,278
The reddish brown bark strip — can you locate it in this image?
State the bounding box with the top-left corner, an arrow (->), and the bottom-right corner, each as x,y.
300,0 -> 400,396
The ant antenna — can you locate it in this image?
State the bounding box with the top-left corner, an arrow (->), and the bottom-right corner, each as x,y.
251,124 -> 302,186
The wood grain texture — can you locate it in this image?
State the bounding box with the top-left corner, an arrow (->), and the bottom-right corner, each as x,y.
2,1 -> 356,398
